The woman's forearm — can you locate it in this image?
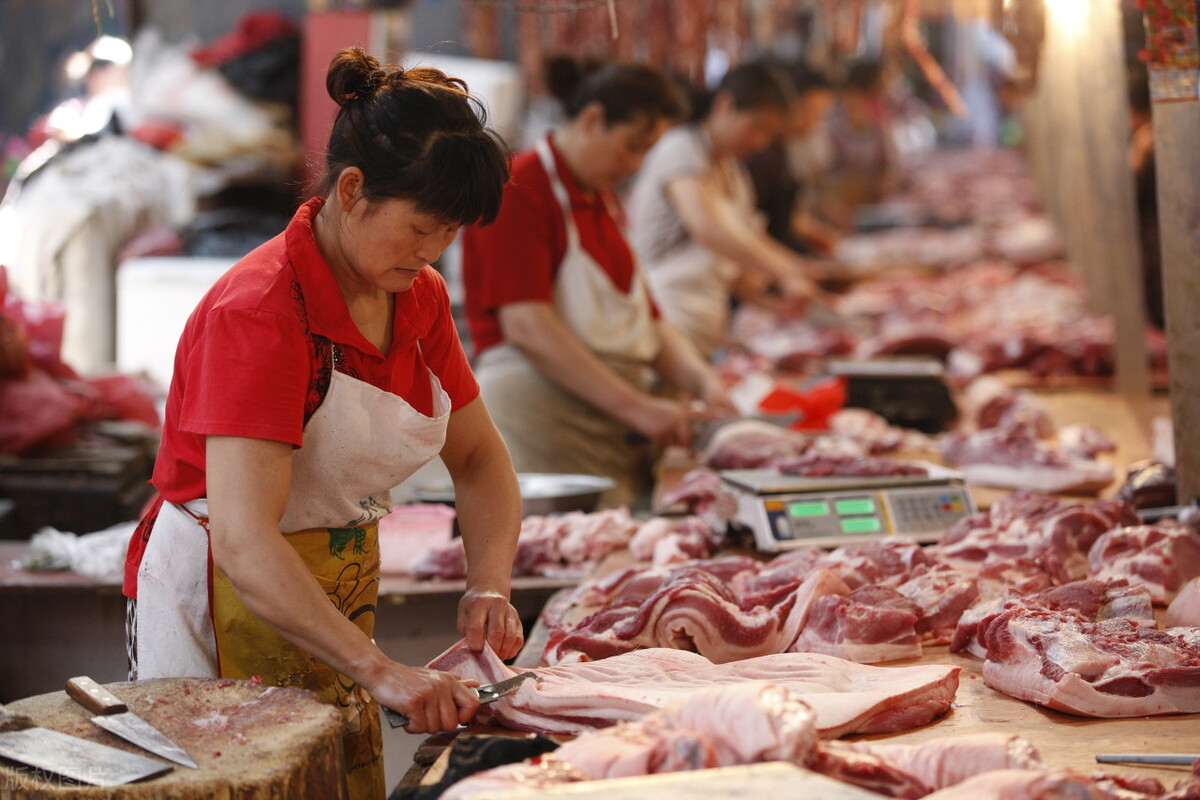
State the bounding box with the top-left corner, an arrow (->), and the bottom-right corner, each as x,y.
439,400 -> 522,596
499,302 -> 651,425
209,515 -> 389,681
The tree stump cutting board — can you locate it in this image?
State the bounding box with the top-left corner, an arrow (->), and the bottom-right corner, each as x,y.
0,678 -> 346,799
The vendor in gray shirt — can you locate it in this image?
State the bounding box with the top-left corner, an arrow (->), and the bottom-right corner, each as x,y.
626,61 -> 819,358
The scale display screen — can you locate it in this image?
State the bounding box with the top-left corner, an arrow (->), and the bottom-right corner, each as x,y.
755,484 -> 974,549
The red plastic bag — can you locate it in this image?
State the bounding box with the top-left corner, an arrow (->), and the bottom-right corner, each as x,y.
86,373 -> 161,429
0,368 -> 87,455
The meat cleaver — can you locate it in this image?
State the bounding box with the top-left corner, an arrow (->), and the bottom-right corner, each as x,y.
383,671 -> 540,729
0,703 -> 173,786
65,676 -> 199,769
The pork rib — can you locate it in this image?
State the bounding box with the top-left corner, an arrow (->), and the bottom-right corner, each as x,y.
429,640 -> 960,738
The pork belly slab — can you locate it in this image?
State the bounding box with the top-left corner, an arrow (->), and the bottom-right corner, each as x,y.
977,607 -> 1200,717
428,640 -> 959,738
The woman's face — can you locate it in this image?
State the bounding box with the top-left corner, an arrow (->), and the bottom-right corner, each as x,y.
577,112 -> 672,191
711,94 -> 786,159
333,187 -> 459,294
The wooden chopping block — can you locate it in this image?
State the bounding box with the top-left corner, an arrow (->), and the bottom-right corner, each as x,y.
0,678 -> 345,799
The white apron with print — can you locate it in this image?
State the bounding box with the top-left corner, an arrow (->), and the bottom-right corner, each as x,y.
476,135 -> 661,507
642,140 -> 758,358
134,353 -> 450,679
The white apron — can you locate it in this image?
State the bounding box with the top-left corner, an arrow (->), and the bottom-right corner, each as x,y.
642,139 -> 759,359
476,135 -> 660,508
134,345 -> 451,679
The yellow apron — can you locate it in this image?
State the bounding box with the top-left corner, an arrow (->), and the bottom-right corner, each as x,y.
212,522 -> 383,799
136,353 -> 452,800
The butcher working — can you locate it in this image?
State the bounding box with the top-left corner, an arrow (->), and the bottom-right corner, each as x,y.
462,58 -> 735,510
626,60 -> 823,358
122,48 -> 524,799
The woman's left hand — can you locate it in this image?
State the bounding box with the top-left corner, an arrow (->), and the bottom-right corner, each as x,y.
458,588 -> 524,660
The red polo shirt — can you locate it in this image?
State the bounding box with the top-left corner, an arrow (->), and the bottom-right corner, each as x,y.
151,196 -> 478,505
461,135 -> 653,357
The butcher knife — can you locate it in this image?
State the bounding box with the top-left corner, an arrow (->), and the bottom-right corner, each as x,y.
0,703 -> 173,786
383,671 -> 540,729
65,676 -> 199,769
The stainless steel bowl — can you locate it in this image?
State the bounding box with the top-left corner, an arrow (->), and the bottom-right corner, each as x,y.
417,472 -> 616,516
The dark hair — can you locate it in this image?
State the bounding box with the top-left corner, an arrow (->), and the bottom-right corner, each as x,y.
842,59 -> 884,94
1126,60 -> 1151,115
785,61 -> 834,96
689,60 -> 794,121
311,47 -> 510,226
544,56 -> 689,126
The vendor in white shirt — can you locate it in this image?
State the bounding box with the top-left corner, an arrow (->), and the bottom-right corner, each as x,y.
626,61 -> 820,359
461,58 -> 734,510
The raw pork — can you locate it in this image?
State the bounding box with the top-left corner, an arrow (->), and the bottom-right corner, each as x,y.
1088,521 -> 1200,604
977,607 -> 1200,717
920,768 -> 1164,800
429,640 -> 960,738
813,733 -> 1042,797
542,565 -> 837,665
442,682 -> 820,800
942,426 -> 1114,495
791,585 -> 923,663
1166,578 -> 1200,627
773,451 -> 930,478
951,578 -> 1155,658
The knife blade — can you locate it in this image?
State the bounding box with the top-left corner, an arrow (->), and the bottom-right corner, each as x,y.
65,677 -> 199,769
382,671 -> 540,729
0,703 -> 173,786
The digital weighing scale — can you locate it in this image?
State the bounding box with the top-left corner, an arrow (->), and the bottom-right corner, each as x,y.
721,465 -> 976,551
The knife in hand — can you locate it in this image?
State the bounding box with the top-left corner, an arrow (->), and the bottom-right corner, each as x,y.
65,676 -> 199,769
382,671 -> 540,729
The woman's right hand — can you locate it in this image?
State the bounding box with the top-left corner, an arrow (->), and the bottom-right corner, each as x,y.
364,661 -> 481,734
625,395 -> 692,449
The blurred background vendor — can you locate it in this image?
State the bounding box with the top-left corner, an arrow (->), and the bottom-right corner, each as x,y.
461,58 -> 735,510
625,60 -> 820,359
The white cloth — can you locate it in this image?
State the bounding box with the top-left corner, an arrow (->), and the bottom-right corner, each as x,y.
0,134 -> 194,374
135,356 -> 451,679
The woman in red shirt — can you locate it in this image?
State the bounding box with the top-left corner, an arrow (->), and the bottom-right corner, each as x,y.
123,48 -> 522,798
462,59 -> 734,509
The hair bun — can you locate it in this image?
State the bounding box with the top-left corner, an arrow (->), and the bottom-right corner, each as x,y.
327,47 -> 388,107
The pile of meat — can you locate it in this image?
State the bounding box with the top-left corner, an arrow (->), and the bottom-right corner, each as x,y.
430,639 -> 960,739
432,673 -> 1200,800
941,375 -> 1117,494
728,260 -> 1168,383
691,378 -> 1117,497
699,413 -> 934,472
537,491 -> 1200,718
410,508 -> 722,579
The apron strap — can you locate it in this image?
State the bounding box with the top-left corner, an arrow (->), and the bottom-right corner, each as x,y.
534,135 -> 582,253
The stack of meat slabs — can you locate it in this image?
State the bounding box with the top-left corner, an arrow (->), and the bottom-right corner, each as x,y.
463,761 -> 883,800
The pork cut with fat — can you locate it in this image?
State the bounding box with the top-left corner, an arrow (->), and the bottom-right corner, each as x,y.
1088,521 -> 1200,604
813,732 -> 1042,798
1166,577 -> 1200,627
441,681 -> 820,799
919,768 -> 1163,800
951,579 -> 1155,658
790,585 -> 923,663
977,607 -> 1200,717
429,640 -> 960,738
